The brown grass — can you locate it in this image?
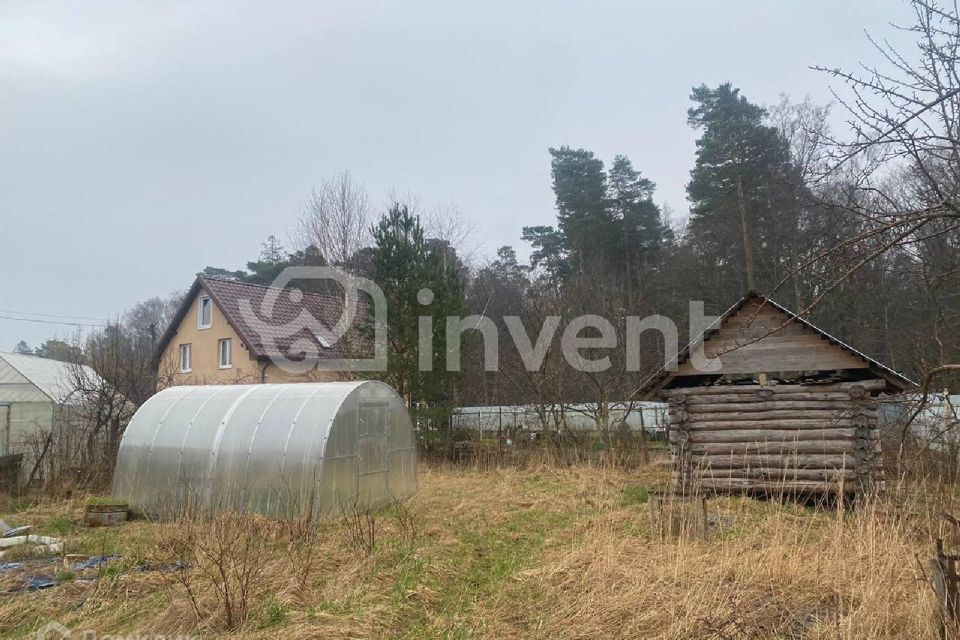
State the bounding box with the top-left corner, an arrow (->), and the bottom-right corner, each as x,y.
0,460 -> 953,639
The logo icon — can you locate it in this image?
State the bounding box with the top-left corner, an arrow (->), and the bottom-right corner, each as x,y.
237,266 -> 387,373
36,621 -> 70,640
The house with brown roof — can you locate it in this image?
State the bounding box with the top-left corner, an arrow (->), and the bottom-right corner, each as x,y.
154,276 -> 368,388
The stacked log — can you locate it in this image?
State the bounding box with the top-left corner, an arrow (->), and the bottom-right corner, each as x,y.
664,380 -> 884,495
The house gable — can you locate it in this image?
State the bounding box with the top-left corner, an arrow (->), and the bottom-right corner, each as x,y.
156,276 -> 369,366
156,285 -> 260,385
154,275 -> 367,388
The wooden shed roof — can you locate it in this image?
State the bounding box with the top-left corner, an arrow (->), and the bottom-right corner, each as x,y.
640,292 -> 915,398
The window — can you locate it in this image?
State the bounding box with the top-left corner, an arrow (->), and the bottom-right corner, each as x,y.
218,338 -> 232,369
198,296 -> 212,329
179,344 -> 192,373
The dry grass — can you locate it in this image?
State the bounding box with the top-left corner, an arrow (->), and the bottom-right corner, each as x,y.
0,460 -> 953,639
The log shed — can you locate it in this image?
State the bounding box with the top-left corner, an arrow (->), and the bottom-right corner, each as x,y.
641,293 -> 915,496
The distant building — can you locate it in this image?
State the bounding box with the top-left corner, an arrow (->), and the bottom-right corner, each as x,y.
154,276 -> 366,388
0,351 -> 102,482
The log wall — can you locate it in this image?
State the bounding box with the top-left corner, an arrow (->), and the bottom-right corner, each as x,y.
664,381 -> 884,495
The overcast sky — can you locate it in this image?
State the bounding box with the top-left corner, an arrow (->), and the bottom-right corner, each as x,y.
0,0 -> 912,350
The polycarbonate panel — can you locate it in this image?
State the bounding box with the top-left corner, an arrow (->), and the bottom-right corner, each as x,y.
245,385 -> 320,515
112,381 -> 417,518
275,389 -> 335,514
208,387 -> 279,510
140,395 -> 216,513
112,386 -> 194,512
175,386 -> 252,509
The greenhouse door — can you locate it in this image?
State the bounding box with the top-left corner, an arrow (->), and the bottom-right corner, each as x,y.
358,403 -> 389,502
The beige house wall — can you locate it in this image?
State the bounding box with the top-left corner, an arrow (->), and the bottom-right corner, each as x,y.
159,289 -> 262,387
262,363 -> 337,384
158,287 -> 342,389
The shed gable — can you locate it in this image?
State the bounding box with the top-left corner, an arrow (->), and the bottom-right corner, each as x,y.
674,298 -> 868,377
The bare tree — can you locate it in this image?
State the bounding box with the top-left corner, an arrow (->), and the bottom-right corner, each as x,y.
767,94 -> 833,182
797,0 -> 960,381
423,202 -> 483,266
299,171 -> 370,266
383,188 -> 423,217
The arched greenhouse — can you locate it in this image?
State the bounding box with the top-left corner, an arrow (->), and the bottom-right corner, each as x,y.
111,381 -> 417,517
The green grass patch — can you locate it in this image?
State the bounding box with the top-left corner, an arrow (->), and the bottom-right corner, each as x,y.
621,484 -> 650,507
261,597 -> 288,627
86,496 -> 128,507
46,515 -> 74,535
391,551 -> 426,605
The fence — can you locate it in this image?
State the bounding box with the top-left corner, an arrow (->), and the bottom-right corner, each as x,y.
451,402 -> 668,437
418,402 -> 669,469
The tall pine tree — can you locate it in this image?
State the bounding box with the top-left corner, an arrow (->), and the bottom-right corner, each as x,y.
686,83 -> 803,302
549,146 -> 612,267
607,155 -> 670,304
524,147 -> 668,293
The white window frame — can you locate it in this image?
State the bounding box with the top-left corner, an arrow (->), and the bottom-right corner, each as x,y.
179,343 -> 192,373
218,338 -> 232,369
198,296 -> 212,329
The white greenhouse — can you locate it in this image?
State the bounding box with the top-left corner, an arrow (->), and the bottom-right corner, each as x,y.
111,381 -> 418,517
0,352 -> 102,483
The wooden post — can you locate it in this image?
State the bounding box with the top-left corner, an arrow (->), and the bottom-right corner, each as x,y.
649,491 -> 708,539
847,384 -> 882,496
932,538 -> 960,639
668,395 -> 692,493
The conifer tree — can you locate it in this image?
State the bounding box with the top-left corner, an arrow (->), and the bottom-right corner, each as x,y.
370,204 -> 465,405
686,83 -> 803,300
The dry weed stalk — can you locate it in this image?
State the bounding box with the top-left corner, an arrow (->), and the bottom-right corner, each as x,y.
510,490 -> 940,639
339,498 -> 378,556
155,506 -> 266,632
275,480 -> 327,594
389,498 -> 418,547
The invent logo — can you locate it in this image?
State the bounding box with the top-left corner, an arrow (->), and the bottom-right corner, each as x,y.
34,620 -> 197,640
35,621 -> 70,640
237,266 -> 388,373
239,267 -> 726,375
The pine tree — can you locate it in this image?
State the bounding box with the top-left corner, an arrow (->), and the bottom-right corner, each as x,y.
244,235 -> 289,285
520,225 -> 568,286
527,148 -> 666,290
370,204 -> 465,405
607,155 -> 669,303
13,340 -> 33,355
686,83 -> 803,300
490,246 -> 529,289
548,146 -> 617,270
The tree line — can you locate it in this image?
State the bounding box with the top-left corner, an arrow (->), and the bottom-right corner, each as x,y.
18,0 -> 960,427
